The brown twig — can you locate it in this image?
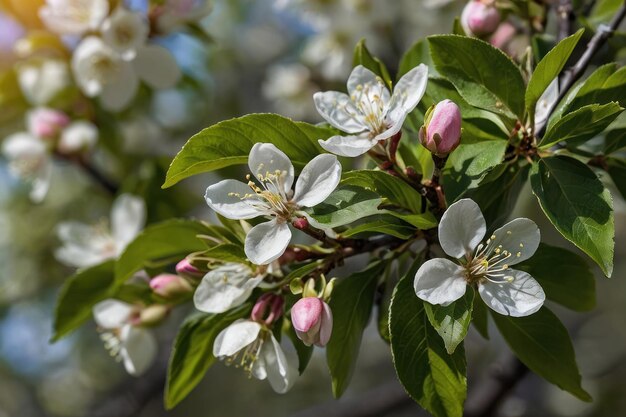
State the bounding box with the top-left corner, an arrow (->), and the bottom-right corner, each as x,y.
557,0 -> 575,41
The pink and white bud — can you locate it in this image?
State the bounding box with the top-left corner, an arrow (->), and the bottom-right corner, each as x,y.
27,107 -> 70,139
149,273 -> 192,299
251,293 -> 284,325
419,99 -> 462,157
291,297 -> 333,347
175,258 -> 204,279
461,0 -> 501,37
489,22 -> 516,50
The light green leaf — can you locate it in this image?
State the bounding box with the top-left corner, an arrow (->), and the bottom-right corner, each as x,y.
424,289 -> 474,354
342,170 -> 422,213
492,307 -> 592,401
52,261 -> 115,342
530,156 -> 614,277
516,243 -> 596,311
115,219 -> 211,284
389,270 -> 467,417
200,243 -> 247,264
340,215 -> 417,239
163,114 -> 335,188
428,35 -> 526,119
165,305 -> 250,409
326,261 -> 387,398
539,102 -> 623,149
526,29 -> 584,118
305,185 -> 382,228
353,39 -> 393,89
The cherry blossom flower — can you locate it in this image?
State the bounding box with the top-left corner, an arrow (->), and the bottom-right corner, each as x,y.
205,143 -> 341,265
194,263 -> 264,313
313,64 -> 428,157
1,132 -> 52,202
39,0 -> 110,36
414,198 -> 545,317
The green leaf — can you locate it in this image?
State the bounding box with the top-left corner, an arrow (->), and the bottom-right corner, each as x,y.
386,212 -> 438,230
603,128 -> 626,155
286,320 -> 314,375
530,156 -> 614,276
606,157 -> 626,200
428,35 -> 526,119
452,17 -> 467,36
340,215 -> 417,239
353,39 -> 393,89
52,261 -> 115,342
389,270 -> 467,417
200,243 -> 247,264
342,170 -> 422,213
526,30 -> 584,118
564,65 -> 626,113
115,219 -> 210,284
492,307 -> 592,401
424,290 -> 474,354
516,243 -> 595,311
163,114 -> 335,188
165,305 -> 250,409
398,39 -> 438,79
471,294 -> 489,339
326,261 -> 387,398
305,185 -> 382,228
539,102 -> 623,149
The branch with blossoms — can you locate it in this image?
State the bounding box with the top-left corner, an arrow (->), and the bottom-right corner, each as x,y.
33,0 -> 626,416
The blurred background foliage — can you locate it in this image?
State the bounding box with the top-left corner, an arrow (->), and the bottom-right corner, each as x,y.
0,0 -> 625,416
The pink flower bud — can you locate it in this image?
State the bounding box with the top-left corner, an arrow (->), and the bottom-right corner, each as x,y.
292,217 -> 309,230
489,22 -> 516,50
149,273 -> 192,299
461,0 -> 501,37
419,100 -> 462,157
251,293 -> 284,325
291,297 -> 333,347
175,258 -> 204,279
27,108 -> 70,139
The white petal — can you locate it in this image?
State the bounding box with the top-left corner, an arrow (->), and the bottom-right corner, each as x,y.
414,258 -> 467,306
111,194 -> 146,250
292,154 -> 341,207
387,64 -> 428,117
373,115 -> 405,141
100,60 -> 139,111
261,334 -> 298,394
133,45 -> 181,89
2,133 -> 46,160
489,218 -> 540,266
93,299 -> 133,329
318,134 -> 377,157
245,220 -> 292,265
439,198 -> 486,258
213,320 -> 262,357
30,159 -> 52,203
479,269 -> 545,317
101,7 -> 148,60
248,143 -> 294,194
194,266 -> 263,314
119,325 -> 158,376
205,179 -> 268,220
313,91 -> 367,133
347,65 -> 379,96
58,121 -> 99,153
55,221 -> 114,267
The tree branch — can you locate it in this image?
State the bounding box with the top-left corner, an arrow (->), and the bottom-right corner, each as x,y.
536,2 -> 626,137
557,0 -> 575,41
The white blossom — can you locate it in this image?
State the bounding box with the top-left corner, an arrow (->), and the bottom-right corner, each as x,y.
213,319 -> 298,393
314,64 -> 428,157
55,194 -> 146,268
58,121 -> 99,153
17,59 -> 71,105
194,263 -> 264,313
39,0 -> 110,36
93,299 -> 157,376
414,198 -> 545,317
1,132 -> 52,202
205,143 -> 341,265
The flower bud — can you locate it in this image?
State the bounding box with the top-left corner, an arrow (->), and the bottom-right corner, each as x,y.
57,121 -> 98,154
149,273 -> 192,299
138,304 -> 170,326
27,107 -> 70,139
175,258 -> 204,280
251,293 -> 284,325
489,22 -> 516,50
291,297 -> 333,347
419,99 -> 461,157
461,0 -> 501,37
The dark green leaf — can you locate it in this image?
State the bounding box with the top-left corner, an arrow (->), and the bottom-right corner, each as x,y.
306,185 -> 382,228
163,114 -> 335,188
606,157 -> 626,200
428,35 -> 526,119
398,39 -> 438,79
165,305 -> 250,409
390,269 -> 467,417
52,261 -> 115,342
353,39 -> 393,89
472,294 -> 489,339
492,307 -> 592,401
530,156 -> 614,276
342,170 -> 422,213
516,243 -> 595,311
425,289 -> 474,354
603,128 -> 626,155
340,215 -> 417,239
326,261 -> 387,397
116,219 -> 210,284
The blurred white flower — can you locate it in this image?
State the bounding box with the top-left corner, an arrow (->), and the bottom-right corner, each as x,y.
39,0 -> 110,36
55,194 -> 146,268
58,120 -> 99,154
213,319 -> 298,393
1,132 -> 52,202
194,263 -> 264,313
93,299 -> 157,376
17,59 -> 71,105
262,63 -> 317,120
101,6 -> 149,60
26,107 -> 70,139
155,0 -> 213,33
72,35 -> 181,111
